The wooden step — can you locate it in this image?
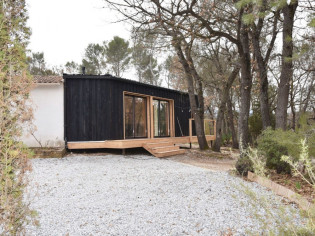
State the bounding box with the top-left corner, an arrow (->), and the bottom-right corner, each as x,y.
144,142 -> 173,148
154,149 -> 186,158
143,141 -> 185,157
151,145 -> 179,153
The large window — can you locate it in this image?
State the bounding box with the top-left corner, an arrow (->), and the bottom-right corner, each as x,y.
153,99 -> 170,137
124,95 -> 147,138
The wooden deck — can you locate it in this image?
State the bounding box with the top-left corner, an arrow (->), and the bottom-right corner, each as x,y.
67,135 -> 215,150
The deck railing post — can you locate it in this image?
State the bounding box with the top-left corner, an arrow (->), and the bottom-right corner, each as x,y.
187,119 -> 216,144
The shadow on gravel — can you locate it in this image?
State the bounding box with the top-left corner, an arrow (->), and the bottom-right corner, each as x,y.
66,147 -> 151,157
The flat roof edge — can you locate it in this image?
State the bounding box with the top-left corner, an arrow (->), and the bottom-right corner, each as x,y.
63,73 -> 189,95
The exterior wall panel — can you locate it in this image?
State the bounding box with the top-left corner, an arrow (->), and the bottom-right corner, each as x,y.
21,84 -> 64,147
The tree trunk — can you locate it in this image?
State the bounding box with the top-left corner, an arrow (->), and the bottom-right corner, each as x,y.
290,79 -> 296,130
213,66 -> 240,152
186,49 -> 209,150
173,42 -> 209,150
291,105 -> 296,130
302,73 -> 314,113
207,105 -> 214,120
213,100 -> 225,152
227,94 -> 239,149
238,25 -> 252,150
251,2 -> 279,129
252,34 -> 271,129
275,1 -> 298,130
224,114 -> 229,136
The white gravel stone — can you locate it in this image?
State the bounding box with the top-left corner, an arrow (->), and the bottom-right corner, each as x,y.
26,155 -> 302,235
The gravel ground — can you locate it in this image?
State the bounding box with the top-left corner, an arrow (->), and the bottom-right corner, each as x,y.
26,154 -> 302,235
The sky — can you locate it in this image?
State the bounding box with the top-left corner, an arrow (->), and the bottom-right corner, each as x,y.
26,0 -> 131,69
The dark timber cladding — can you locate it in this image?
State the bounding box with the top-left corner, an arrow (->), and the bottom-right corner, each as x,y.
64,74 -> 192,142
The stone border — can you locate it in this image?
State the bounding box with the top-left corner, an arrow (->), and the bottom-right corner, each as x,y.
31,147 -> 66,158
248,171 -> 311,211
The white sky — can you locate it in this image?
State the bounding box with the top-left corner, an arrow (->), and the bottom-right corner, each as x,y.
26,0 -> 131,69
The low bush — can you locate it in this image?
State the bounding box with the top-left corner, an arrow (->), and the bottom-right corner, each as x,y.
236,114 -> 315,176
258,139 -> 291,174
244,146 -> 268,177
237,140 -> 315,235
248,112 -> 263,141
235,155 -> 253,176
257,128 -> 301,161
256,122 -> 315,174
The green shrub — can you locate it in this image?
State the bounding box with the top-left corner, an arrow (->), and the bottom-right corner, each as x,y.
240,116 -> 315,176
256,126 -> 314,174
257,118 -> 315,159
249,112 -> 263,141
298,114 -> 315,158
257,128 -> 302,160
258,139 -> 291,174
236,155 -> 253,176
280,139 -> 315,235
238,140 -> 315,235
221,133 -> 232,145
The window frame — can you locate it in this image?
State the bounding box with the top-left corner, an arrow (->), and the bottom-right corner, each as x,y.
124,94 -> 148,139
123,91 -> 175,139
153,99 -> 171,138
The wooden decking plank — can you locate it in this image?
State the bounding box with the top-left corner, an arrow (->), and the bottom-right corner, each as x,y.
67,135 -> 215,150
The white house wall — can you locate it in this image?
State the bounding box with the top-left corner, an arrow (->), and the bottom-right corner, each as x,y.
22,84 -> 64,147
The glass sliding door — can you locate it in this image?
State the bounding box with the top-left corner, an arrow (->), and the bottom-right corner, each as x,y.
159,101 -> 170,136
125,96 -> 134,138
153,99 -> 170,137
124,95 -> 147,138
153,100 -> 159,137
134,97 -> 147,137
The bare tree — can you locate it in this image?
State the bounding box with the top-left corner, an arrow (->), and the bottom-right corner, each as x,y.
196,40 -> 240,151
249,2 -> 280,129
131,29 -> 162,85
227,93 -> 239,149
104,0 -> 210,149
212,66 -> 240,151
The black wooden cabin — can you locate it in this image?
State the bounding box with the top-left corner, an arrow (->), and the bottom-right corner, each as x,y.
64,74 -> 216,157
64,74 -> 193,144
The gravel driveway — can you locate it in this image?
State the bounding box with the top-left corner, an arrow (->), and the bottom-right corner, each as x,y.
26,154 -> 300,235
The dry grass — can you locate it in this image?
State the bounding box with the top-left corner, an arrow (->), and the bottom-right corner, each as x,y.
169,147 -> 239,171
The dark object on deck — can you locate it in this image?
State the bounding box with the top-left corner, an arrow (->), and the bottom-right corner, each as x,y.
177,117 -> 183,136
